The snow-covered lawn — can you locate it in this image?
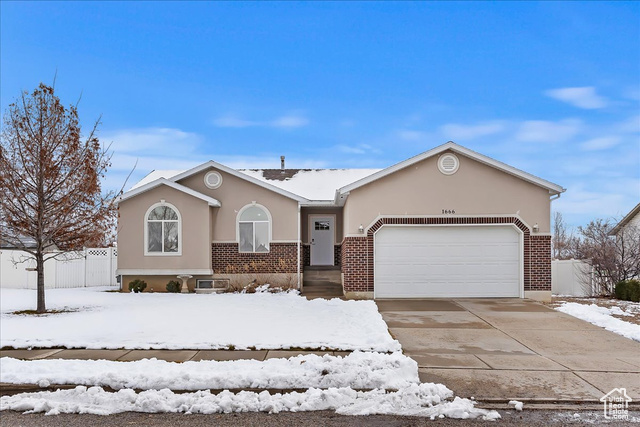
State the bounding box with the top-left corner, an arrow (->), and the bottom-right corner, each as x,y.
0,288 -> 400,352
0,352 -> 417,390
0,385 -> 500,420
554,301 -> 640,342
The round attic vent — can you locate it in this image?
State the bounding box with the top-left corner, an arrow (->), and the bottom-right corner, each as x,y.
204,171 -> 223,189
438,153 -> 459,175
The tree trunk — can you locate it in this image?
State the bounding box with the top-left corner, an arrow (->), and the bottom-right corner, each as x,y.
36,250 -> 46,313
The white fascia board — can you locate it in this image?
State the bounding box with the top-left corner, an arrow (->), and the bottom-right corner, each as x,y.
300,200 -> 338,207
118,178 -> 221,207
337,141 -> 566,197
169,160 -> 309,203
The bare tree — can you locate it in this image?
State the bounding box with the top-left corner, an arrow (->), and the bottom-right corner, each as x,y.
552,211 -> 577,260
573,218 -> 640,295
0,83 -> 117,313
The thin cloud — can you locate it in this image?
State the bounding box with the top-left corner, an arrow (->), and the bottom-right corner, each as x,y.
103,127 -> 201,155
545,86 -> 608,109
515,119 -> 582,143
213,114 -> 309,129
212,117 -> 257,128
336,144 -> 382,155
439,121 -> 505,141
580,136 -> 621,151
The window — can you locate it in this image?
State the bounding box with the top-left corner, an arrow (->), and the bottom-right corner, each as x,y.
145,203 -> 181,255
238,204 -> 271,253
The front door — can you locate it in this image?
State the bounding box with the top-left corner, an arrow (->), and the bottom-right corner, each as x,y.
310,216 -> 334,266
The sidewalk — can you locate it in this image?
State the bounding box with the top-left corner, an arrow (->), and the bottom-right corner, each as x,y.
0,348 -> 351,362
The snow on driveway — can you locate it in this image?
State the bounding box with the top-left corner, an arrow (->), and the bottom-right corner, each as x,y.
0,288 -> 400,352
555,302 -> 640,342
0,352 -> 418,391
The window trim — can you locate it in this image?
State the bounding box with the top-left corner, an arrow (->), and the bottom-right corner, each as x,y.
144,201 -> 182,256
236,203 -> 272,253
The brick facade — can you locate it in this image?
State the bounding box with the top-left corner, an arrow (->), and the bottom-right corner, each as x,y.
341,216 -> 552,294
529,235 -> 552,291
212,243 -> 298,274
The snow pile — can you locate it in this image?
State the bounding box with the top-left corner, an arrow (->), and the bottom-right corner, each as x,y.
556,302 -> 640,342
0,352 -> 418,391
0,385 -> 500,420
508,400 -> 523,411
0,288 -> 400,352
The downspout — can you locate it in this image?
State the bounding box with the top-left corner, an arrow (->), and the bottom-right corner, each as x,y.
297,202 -> 301,290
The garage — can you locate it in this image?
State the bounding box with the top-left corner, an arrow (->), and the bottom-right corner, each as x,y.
374,225 -> 521,298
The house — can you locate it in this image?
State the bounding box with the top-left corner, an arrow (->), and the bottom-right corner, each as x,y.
609,202 -> 640,236
116,141 -> 565,301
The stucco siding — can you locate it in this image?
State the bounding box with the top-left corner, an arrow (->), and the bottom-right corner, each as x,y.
117,185 -> 212,271
344,151 -> 552,235
177,167 -> 299,241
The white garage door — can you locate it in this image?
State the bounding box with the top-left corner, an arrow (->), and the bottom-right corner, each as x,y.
375,225 -> 521,298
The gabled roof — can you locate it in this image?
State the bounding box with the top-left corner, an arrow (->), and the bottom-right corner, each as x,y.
119,178 -> 221,207
609,202 -> 640,235
169,161 -> 308,203
336,141 -> 566,201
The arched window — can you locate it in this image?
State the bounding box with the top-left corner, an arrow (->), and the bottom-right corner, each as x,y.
145,203 -> 181,255
237,204 -> 271,253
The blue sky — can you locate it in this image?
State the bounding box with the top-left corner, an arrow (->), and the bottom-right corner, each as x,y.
2,1 -> 639,228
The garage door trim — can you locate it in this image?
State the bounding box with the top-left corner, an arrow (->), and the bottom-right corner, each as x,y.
373,223 -> 524,299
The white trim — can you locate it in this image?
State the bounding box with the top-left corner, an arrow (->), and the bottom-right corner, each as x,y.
169,161 -> 308,203
116,269 -> 214,275
119,178 -> 221,207
372,222 -> 524,299
143,202 -> 182,256
204,171 -> 223,189
236,203 -> 273,253
337,141 -> 565,199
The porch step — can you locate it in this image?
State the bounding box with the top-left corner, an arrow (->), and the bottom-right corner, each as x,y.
303,268 -> 341,283
301,277 -> 344,299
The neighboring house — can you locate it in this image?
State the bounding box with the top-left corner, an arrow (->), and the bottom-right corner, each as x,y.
116,141 -> 565,301
609,202 -> 640,281
609,202 -> 640,237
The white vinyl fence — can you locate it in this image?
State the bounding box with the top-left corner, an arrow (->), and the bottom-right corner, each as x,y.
0,247 -> 118,289
551,259 -> 594,297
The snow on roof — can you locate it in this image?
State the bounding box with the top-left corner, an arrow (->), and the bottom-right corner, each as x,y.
239,169 -> 381,201
130,170 -> 185,190
129,168 -> 381,201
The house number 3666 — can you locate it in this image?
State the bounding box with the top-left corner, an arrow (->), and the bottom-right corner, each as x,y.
442,209 -> 456,214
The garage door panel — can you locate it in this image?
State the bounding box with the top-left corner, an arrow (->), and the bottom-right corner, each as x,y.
375,225 -> 521,298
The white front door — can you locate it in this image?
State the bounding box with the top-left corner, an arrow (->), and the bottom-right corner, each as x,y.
310,216 -> 334,266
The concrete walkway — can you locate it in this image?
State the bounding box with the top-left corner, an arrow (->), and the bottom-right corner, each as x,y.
378,298 -> 640,402
0,349 -> 350,362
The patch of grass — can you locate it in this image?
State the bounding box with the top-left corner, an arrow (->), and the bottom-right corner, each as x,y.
10,308 -> 78,316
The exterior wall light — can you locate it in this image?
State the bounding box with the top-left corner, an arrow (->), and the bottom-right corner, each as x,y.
358,224 -> 364,233
533,223 -> 539,232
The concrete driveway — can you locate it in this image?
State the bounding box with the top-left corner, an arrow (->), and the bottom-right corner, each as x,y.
377,299 -> 640,402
